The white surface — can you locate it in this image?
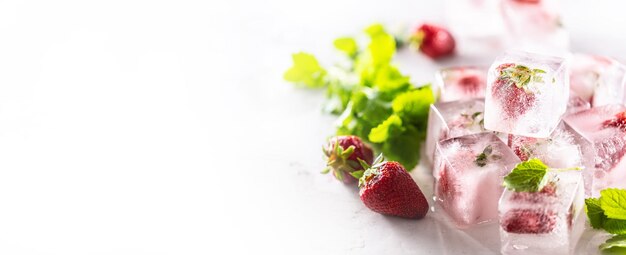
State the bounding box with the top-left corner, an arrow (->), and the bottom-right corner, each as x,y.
0,0 -> 625,254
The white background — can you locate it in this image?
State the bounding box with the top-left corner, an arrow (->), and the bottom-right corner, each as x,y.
0,0 -> 625,254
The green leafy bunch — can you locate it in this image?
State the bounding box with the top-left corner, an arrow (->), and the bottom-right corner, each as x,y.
586,189 -> 626,253
284,24 -> 434,170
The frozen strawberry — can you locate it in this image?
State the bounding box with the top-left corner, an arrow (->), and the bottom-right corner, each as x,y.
510,182 -> 557,203
508,135 -> 537,161
603,111 -> 626,131
491,63 -> 544,118
501,209 -> 557,234
411,23 -> 455,60
355,155 -> 429,219
436,148 -> 475,200
437,164 -> 454,201
457,75 -> 483,95
322,136 -> 374,184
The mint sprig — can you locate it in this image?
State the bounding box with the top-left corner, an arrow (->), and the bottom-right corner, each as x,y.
503,158 -> 549,192
585,189 -> 626,252
284,24 -> 434,170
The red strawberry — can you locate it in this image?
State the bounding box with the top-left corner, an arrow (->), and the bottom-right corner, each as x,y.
603,111 -> 626,131
411,23 -> 455,60
501,209 -> 557,234
322,136 -> 374,184
355,155 -> 429,219
491,63 -> 540,118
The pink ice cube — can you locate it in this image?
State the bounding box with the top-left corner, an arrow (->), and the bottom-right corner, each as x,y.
500,0 -> 569,54
433,132 -> 520,228
435,66 -> 488,102
425,99 -> 489,164
499,171 -> 585,255
569,54 -> 626,107
563,104 -> 626,197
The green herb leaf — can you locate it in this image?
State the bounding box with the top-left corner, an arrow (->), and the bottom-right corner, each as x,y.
368,114 -> 403,143
379,126 -> 421,170
503,158 -> 549,192
600,235 -> 626,251
475,145 -> 492,167
586,197 -> 607,229
334,37 -> 358,58
604,219 -> 626,235
363,24 -> 395,67
601,189 -> 626,220
284,52 -> 327,88
391,86 -> 434,125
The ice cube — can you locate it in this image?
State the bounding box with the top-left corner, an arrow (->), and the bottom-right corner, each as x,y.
500,0 -> 569,55
433,132 -> 520,228
443,0 -> 506,57
499,171 -> 585,255
563,104 -> 626,197
569,54 -> 626,107
507,121 -> 588,169
484,51 -> 569,138
435,66 -> 488,102
565,92 -> 590,115
426,99 -> 489,163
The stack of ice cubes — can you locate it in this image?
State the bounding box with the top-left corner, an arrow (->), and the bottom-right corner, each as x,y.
427,50 -> 626,254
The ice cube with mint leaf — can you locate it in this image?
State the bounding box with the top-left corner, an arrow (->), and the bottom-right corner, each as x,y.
498,159 -> 585,255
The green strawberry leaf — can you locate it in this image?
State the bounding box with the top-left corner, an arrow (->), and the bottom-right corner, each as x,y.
350,170 -> 364,179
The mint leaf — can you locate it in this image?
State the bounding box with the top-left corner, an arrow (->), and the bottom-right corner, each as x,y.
600,235 -> 626,251
586,197 -> 607,229
334,37 -> 358,58
368,114 -> 403,143
380,126 -> 421,170
363,24 -> 395,67
604,219 -> 626,235
391,86 -> 434,125
503,158 -> 549,192
601,189 -> 626,220
372,65 -> 411,93
474,145 -> 493,167
284,52 -> 327,88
